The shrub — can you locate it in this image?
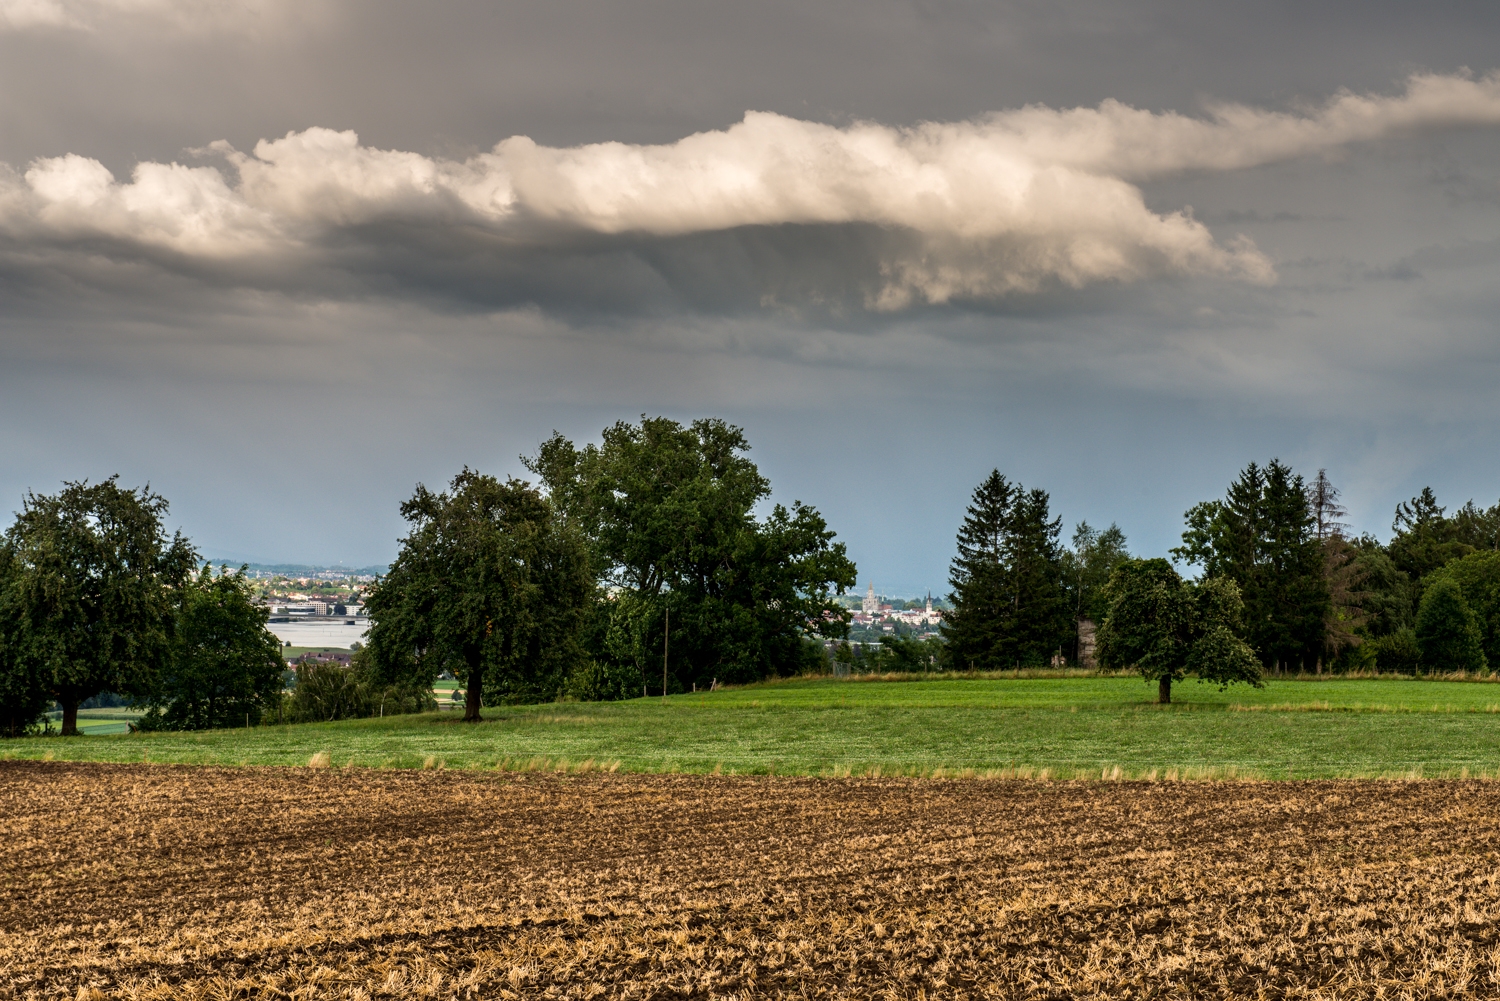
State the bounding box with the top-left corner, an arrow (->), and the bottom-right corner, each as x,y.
1370,629 -> 1422,674
566,657 -> 643,702
283,656 -> 435,723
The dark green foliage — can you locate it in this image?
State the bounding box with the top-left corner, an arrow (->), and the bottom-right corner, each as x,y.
135,565 -> 287,731
1062,522 -> 1131,626
527,418 -> 856,692
945,471 -> 1071,670
1370,629 -> 1422,674
366,470 -> 596,716
282,653 -> 435,723
1425,551 -> 1500,666
1349,538 -> 1416,638
1389,488 -> 1477,581
0,541 -> 48,736
1172,460 -> 1329,671
877,633 -> 947,673
1096,558 -> 1262,703
2,478 -> 197,735
1415,578 -> 1487,674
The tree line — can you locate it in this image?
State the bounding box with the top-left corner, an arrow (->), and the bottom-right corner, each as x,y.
5,429 -> 1494,732
942,459 -> 1500,698
0,418 -> 857,734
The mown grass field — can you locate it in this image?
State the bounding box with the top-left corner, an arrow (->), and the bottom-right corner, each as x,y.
10,674 -> 1500,778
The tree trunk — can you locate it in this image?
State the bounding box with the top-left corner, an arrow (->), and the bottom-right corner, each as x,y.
1158,676 -> 1171,705
61,700 -> 80,736
464,668 -> 483,722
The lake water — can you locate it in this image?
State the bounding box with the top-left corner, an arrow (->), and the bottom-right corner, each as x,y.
268,618 -> 370,648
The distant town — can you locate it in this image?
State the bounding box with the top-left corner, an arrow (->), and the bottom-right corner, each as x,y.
242,566 -> 947,650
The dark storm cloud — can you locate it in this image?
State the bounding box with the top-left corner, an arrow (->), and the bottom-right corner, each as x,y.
2,0 -> 1500,587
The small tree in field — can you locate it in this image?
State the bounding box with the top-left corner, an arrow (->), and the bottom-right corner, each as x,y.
1096,559 -> 1262,703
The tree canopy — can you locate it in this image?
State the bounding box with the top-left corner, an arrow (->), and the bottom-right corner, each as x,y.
1173,460 -> 1329,672
2,478 -> 196,735
1096,558 -> 1263,703
1414,577 -> 1487,674
365,470 -> 595,718
136,565 -> 286,731
526,417 -> 856,690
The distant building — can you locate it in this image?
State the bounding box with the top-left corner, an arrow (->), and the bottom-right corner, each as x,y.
295,651 -> 352,666
862,583 -> 879,615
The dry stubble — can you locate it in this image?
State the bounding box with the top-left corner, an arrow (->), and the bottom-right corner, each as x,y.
3,761 -> 1500,998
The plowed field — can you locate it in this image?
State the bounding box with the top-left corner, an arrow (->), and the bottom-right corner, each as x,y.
5,762 -> 1500,999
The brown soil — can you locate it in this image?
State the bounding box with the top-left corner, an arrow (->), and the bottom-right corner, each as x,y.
4,761 -> 1500,998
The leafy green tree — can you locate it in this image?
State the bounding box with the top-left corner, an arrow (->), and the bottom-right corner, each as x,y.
1096,558 -> 1263,704
0,542 -> 48,736
1063,522 -> 1130,624
1451,500 -> 1500,552
136,565 -> 286,730
1061,521 -> 1130,663
1427,551 -> 1500,666
1172,460 -> 1328,672
283,652 -> 435,723
877,633 -> 946,673
3,478 -> 196,735
945,471 -> 1071,670
526,418 -> 855,690
365,470 -> 595,718
1415,577 -> 1487,674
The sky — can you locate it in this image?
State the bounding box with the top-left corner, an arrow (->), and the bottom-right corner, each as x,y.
3,0 -> 1500,594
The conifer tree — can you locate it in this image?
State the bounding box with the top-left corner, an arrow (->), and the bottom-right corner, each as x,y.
1172,459 -> 1329,672
945,471 -> 1070,670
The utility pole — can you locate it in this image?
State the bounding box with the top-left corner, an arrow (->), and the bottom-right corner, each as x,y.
662,606 -> 669,704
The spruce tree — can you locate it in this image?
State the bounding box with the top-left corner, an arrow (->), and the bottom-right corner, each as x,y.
1172,459 -> 1329,672
945,471 -> 1070,670
945,471 -> 1014,671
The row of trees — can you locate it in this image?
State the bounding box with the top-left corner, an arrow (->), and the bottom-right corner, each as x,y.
0,479 -> 288,736
361,417 -> 857,717
942,459 -> 1500,689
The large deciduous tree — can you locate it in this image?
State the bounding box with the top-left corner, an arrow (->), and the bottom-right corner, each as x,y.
1414,577 -> 1487,674
1426,551 -> 1500,666
1096,558 -> 1263,704
945,470 -> 1071,670
3,478 -> 196,735
365,470 -> 595,719
525,417 -> 855,690
0,541 -> 49,736
1172,460 -> 1329,672
136,564 -> 287,730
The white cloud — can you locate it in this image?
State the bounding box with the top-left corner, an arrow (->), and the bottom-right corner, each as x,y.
0,0 -> 307,32
5,72 -> 1500,307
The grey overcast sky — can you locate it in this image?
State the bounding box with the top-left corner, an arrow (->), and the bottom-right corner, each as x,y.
3,0 -> 1500,593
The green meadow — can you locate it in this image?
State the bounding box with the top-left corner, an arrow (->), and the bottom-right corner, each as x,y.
10,674 -> 1500,779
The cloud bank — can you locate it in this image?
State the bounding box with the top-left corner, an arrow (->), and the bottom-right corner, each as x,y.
5,72 -> 1500,311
